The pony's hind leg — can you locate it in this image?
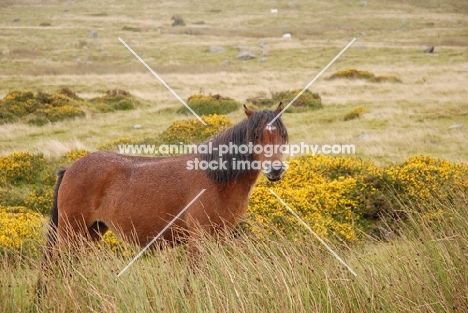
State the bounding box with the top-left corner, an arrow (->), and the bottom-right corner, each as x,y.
57,214 -> 94,250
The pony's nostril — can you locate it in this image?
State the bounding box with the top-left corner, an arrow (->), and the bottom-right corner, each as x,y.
271,167 -> 283,176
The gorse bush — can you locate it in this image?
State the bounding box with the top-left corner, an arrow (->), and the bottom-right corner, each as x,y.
161,114 -> 233,144
0,203 -> 128,256
0,206 -> 45,257
177,94 -> 241,115
0,151 -> 53,221
0,152 -> 46,185
330,68 -> 375,81
248,89 -> 322,112
98,231 -> 134,256
60,149 -> 89,164
248,155 -> 381,241
0,88 -> 139,125
24,188 -> 54,215
247,154 -> 468,241
328,68 -> 402,83
344,106 -> 367,121
0,90 -> 85,125
98,114 -> 233,154
384,155 -> 468,206
98,115 -> 233,155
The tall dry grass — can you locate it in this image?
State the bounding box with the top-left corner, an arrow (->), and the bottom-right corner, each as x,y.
1,191 -> 467,312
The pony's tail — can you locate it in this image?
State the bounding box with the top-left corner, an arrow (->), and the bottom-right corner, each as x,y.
37,168 -> 66,300
44,167 -> 66,259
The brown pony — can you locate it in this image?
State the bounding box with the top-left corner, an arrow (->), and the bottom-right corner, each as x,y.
44,103 -> 288,260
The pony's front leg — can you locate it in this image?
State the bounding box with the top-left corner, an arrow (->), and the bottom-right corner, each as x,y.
186,226 -> 205,271
184,229 -> 204,296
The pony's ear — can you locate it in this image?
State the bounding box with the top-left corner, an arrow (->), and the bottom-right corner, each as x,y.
274,102 -> 284,115
244,104 -> 253,117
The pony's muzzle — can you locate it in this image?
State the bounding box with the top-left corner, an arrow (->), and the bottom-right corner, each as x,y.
263,162 -> 287,182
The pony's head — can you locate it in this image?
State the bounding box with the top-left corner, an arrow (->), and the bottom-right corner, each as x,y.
244,102 -> 289,181
201,103 -> 289,184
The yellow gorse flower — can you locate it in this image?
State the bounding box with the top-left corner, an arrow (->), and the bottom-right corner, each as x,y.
247,154 -> 468,242
161,114 -> 233,144
0,152 -> 45,184
0,206 -> 45,255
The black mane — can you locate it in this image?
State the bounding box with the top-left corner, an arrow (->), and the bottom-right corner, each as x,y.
200,109 -> 288,184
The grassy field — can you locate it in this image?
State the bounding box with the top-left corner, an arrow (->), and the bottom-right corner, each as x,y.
1,0 -> 468,311
1,0 -> 467,163
2,195 -> 468,312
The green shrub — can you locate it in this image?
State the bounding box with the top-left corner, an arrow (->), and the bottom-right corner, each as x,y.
246,93 -> 274,107
0,187 -> 27,208
248,89 -> 322,113
273,90 -> 322,112
0,110 -> 16,124
177,94 -> 241,115
344,107 -> 367,121
90,89 -> 136,112
161,115 -> 233,144
328,68 -> 402,83
27,116 -> 49,126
